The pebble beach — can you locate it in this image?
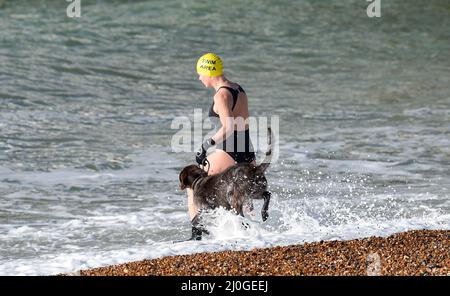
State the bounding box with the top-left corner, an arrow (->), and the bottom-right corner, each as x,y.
74,230 -> 449,276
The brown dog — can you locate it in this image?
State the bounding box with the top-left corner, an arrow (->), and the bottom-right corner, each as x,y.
179,128 -> 273,239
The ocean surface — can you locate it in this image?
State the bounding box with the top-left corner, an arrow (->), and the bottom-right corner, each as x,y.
0,0 -> 449,275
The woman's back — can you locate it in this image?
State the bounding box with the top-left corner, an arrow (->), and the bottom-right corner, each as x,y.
211,82 -> 250,130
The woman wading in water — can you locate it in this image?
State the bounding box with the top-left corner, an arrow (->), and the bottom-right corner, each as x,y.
186,53 -> 256,240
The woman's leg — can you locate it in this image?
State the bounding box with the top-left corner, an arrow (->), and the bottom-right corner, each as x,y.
204,149 -> 236,175
186,188 -> 197,221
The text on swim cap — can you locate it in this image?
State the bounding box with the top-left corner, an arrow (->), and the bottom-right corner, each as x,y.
199,65 -> 216,71
201,59 -> 216,65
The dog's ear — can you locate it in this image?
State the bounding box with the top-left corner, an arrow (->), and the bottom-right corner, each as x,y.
179,165 -> 205,190
179,169 -> 188,190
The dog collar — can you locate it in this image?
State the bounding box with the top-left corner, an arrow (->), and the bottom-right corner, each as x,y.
192,176 -> 203,190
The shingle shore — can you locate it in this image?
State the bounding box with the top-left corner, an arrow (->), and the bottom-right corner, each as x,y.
70,230 -> 449,276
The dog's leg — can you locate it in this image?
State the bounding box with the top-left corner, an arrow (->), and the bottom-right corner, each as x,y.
261,191 -> 271,221
225,186 -> 234,211
231,192 -> 244,217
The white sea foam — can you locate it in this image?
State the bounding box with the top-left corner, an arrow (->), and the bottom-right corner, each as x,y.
1,144 -> 449,275
0,199 -> 448,276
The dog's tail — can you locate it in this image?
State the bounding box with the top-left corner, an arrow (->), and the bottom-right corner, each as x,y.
258,127 -> 273,172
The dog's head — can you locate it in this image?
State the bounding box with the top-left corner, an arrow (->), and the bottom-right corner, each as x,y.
179,164 -> 208,190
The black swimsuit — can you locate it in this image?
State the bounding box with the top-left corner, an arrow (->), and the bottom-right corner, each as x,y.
209,85 -> 256,164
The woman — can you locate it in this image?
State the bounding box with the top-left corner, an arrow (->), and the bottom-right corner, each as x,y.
186,52 -> 256,240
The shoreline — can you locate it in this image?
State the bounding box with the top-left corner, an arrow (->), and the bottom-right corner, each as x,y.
71,229 -> 449,276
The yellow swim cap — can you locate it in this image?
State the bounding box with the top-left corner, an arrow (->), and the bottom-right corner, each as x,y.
196,53 -> 223,77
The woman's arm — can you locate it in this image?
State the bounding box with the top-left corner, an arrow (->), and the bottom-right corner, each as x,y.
211,90 -> 234,145
195,90 -> 234,165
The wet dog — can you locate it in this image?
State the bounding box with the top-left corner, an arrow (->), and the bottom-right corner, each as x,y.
179,128 -> 273,240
